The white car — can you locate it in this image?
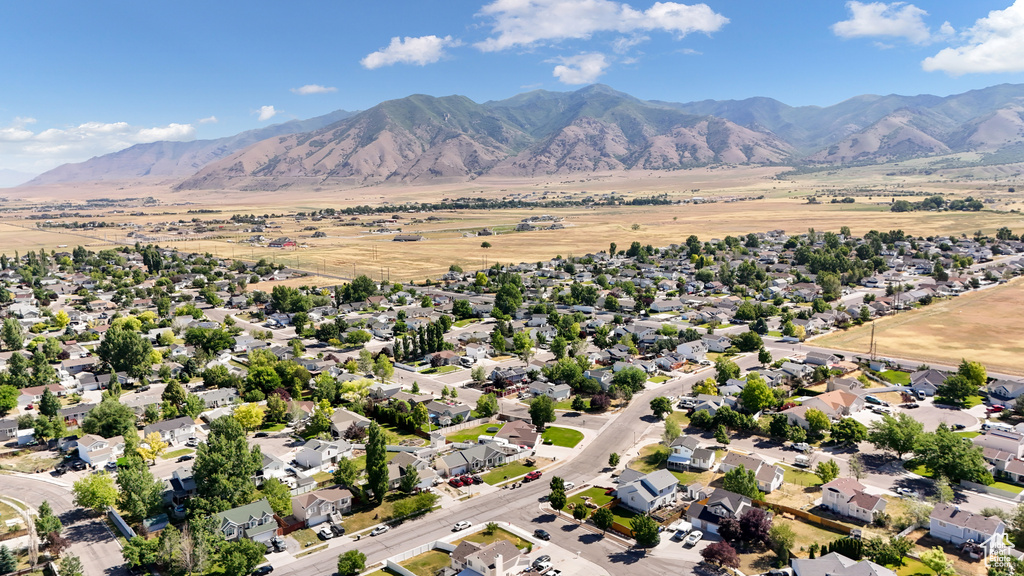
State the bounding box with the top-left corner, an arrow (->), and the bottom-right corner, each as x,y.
683,530 -> 704,547
453,521 -> 472,531
370,525 -> 390,536
563,482 -> 575,491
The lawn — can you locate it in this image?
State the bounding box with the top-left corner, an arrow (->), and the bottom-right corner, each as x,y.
446,423 -> 503,443
345,492 -> 437,533
454,527 -> 525,548
649,375 -> 669,384
628,443 -> 669,474
954,431 -> 980,439
350,451 -> 398,474
380,423 -> 425,446
400,549 -> 451,576
481,461 -> 537,485
259,422 -> 287,432
553,396 -> 578,410
541,427 -> 584,448
775,517 -> 848,551
161,448 -> 194,460
904,460 -> 934,478
779,463 -> 823,487
610,506 -> 637,527
567,487 -> 614,512
288,528 -> 321,549
894,557 -> 936,576
666,411 -> 690,428
876,370 -> 911,385
422,365 -> 460,375
990,481 -> 1024,494
454,318 -> 481,328
0,499 -> 24,528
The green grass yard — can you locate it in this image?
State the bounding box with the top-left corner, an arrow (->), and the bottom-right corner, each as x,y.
161,448 -> 194,460
779,463 -> 823,487
400,549 -> 451,576
422,365 -> 460,375
954,430 -> 981,439
445,423 -> 503,444
566,487 -> 614,512
894,557 -> 936,576
649,375 -> 669,384
875,370 -> 911,385
454,527 -> 525,547
628,443 -> 670,474
288,528 -> 321,549
259,422 -> 287,432
990,481 -> 1024,494
480,462 -> 536,485
454,318 -> 482,328
541,427 -> 583,448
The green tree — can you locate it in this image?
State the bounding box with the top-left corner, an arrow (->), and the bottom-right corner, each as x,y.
58,555 -> 84,576
868,413 -> 923,460
72,472 -> 118,514
693,378 -> 719,396
475,393 -> 498,417
664,417 -> 681,443
411,403 -> 429,429
957,359 -> 987,390
219,539 -> 264,576
571,395 -> 587,412
365,421 -> 389,504
332,457 -> 361,490
0,545 -> 16,574
35,501 -> 62,538
233,403 -> 265,434
630,514 -> 661,548
0,385 -> 17,415
373,354 -> 394,383
769,523 -> 796,559
1,318 -> 23,351
738,374 -> 775,412
337,550 -> 367,576
96,326 -> 153,380
39,388 -> 61,418
723,466 -> 764,500
399,466 -> 420,494
513,331 -> 533,364
529,395 -> 556,428
805,408 -> 831,437
831,418 -> 868,445
936,374 -> 977,404
758,348 -> 772,366
122,535 -> 158,568
815,459 -> 841,484
608,453 -> 620,468
550,336 -> 567,360
919,547 -> 955,576
573,505 -> 589,523
192,416 -> 262,514
915,424 -> 993,484
162,380 -> 187,407
116,459 -> 164,521
494,283 -> 522,317
612,366 -> 647,393
261,478 -> 292,517
715,357 -> 740,385
549,489 -> 566,513
592,507 -> 614,533
649,396 -> 672,419
715,424 -> 730,445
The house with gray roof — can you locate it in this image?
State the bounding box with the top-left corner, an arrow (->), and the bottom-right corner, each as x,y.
792,552 -> 896,576
437,443 -> 521,476
616,469 -> 678,514
719,451 -> 784,493
929,503 -> 1006,556
686,489 -> 752,535
295,439 -> 352,470
215,498 -> 279,543
291,487 -> 352,528
143,416 -> 196,445
197,388 -> 238,409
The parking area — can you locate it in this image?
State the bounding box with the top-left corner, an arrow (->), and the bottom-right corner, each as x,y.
649,526 -> 719,563
528,534 -> 614,576
849,397 -> 978,431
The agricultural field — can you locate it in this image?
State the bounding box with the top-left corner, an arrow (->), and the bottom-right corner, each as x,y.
815,278 -> 1024,375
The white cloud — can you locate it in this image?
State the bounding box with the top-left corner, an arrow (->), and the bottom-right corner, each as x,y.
832,1 -> 934,44
361,35 -> 461,69
551,53 -> 610,84
923,0 -> 1024,75
612,35 -> 650,53
197,116 -> 218,124
475,0 -> 728,52
0,117 -> 196,173
291,84 -> 338,95
257,106 -> 278,121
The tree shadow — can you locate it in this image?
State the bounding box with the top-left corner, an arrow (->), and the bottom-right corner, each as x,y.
607,549 -> 645,565
560,523 -> 579,532
578,532 -> 603,545
531,513 -> 557,524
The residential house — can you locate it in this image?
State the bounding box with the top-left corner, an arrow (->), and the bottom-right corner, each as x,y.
59,403 -> 95,427
437,443 -> 523,476
165,465 -> 196,505
667,436 -> 701,471
528,383 -> 571,402
142,416 -> 196,445
616,469 -> 679,514
464,343 -> 489,362
76,434 -> 125,467
197,388 -> 238,409
290,488 -> 353,528
973,430 -> 1024,460
719,452 -> 784,493
0,418 -> 18,441
929,504 -> 1006,555
450,539 -> 528,576
490,367 -> 528,385
215,499 -> 279,543
989,379 -> 1024,403
792,553 -> 896,576
425,401 -> 472,426
820,478 -> 887,523
387,452 -> 436,491
701,335 -> 732,353
804,352 -> 840,366
675,341 -> 708,363
802,390 -> 864,419
909,369 -> 946,397
295,439 -> 353,470
693,395 -> 737,417
494,420 -> 540,449
687,489 -> 753,535
329,408 -> 372,439
17,384 -> 66,408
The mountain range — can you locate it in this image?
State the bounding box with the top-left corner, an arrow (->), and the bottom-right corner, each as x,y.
22,84 -> 1024,190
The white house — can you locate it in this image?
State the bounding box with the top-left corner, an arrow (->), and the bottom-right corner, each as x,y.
450,539 -> 528,576
929,504 -> 1006,556
820,478 -> 886,523
76,434 -> 125,467
792,553 -> 896,576
719,452 -> 784,493
290,488 -> 353,528
687,489 -> 752,535
616,469 -> 679,514
528,383 -> 571,402
142,416 -> 196,445
215,499 -> 278,543
295,439 -> 353,470
676,341 -> 708,363
701,335 -> 732,353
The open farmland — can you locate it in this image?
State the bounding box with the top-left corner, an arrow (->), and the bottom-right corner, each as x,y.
815,278 -> 1024,376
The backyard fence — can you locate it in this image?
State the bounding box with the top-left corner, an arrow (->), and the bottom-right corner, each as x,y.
753,499 -> 853,535
0,529 -> 28,542
961,480 -> 1023,501
107,507 -> 136,540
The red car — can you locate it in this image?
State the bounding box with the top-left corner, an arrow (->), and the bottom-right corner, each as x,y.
988,405 -> 1005,413
448,478 -> 464,488
524,471 -> 542,482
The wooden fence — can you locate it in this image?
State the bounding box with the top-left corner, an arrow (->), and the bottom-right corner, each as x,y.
0,528 -> 28,542
753,499 -> 853,535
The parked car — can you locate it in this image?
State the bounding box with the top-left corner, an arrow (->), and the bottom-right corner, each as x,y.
533,529 -> 551,541
524,471 -> 542,482
864,395 -> 885,406
448,478 -> 464,488
177,454 -> 194,462
317,525 -> 334,540
533,562 -> 553,573
900,402 -> 919,409
916,390 -> 927,400
532,555 -> 551,568
988,405 -> 1005,414
453,521 -> 472,531
792,442 -> 812,453
186,437 -> 199,447
952,424 -> 967,430
330,525 -> 345,537
563,481 -> 575,491
896,487 -> 919,498
371,525 -> 390,536
254,432 -> 269,438
252,566 -> 273,576
272,536 -> 287,552
683,530 -> 704,547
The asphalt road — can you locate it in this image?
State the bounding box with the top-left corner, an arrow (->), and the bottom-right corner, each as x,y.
0,475 -> 126,576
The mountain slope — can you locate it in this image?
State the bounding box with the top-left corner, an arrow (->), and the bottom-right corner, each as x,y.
24,110 -> 355,186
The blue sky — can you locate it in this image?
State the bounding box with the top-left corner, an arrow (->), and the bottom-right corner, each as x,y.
3,0 -> 1024,175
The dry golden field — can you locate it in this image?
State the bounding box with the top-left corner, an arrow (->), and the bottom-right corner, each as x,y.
814,278 -> 1024,376
3,161 -> 1024,282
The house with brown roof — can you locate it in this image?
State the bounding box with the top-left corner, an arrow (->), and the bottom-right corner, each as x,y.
802,390 -> 864,419
290,488 -> 352,528
820,477 -> 886,523
450,539 -> 528,576
719,452 -> 784,493
494,420 -> 540,448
